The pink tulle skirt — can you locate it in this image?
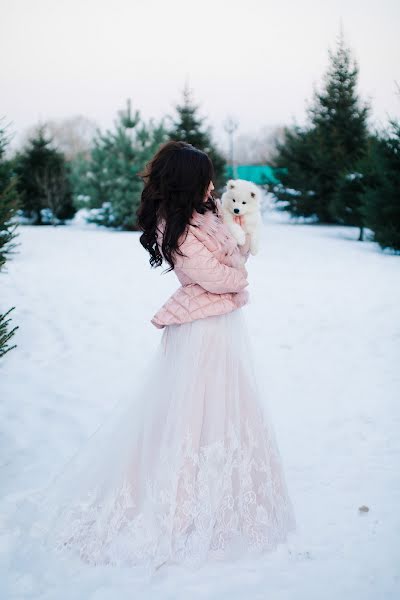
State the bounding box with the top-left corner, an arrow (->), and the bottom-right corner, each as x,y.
31,308 -> 296,572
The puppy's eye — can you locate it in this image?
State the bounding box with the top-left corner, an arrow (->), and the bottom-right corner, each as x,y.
232,198 -> 236,202
242,201 -> 246,204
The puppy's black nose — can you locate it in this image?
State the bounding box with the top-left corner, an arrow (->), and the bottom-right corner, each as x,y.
233,208 -> 240,214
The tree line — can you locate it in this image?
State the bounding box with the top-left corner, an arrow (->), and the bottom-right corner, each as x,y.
2,39 -> 399,251
3,85 -> 226,231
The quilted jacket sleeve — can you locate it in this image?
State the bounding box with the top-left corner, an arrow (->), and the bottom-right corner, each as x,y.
174,227 -> 249,294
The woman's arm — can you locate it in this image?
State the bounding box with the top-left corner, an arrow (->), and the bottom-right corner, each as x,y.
239,233 -> 251,263
174,228 -> 249,294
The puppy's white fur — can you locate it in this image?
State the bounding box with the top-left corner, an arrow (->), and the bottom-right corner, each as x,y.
220,179 -> 262,255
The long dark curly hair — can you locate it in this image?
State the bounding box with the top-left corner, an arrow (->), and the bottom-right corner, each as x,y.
136,140 -> 218,273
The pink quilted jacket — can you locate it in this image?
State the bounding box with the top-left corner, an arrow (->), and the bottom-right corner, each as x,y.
151,198 -> 251,329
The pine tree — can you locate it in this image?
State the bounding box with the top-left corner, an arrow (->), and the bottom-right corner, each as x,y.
0,308 -> 18,358
361,120 -> 400,251
270,29 -> 370,225
270,125 -> 322,219
0,131 -> 19,270
332,170 -> 366,239
14,126 -> 75,224
0,121 -> 20,358
167,83 -> 226,189
309,28 -> 370,223
67,150 -> 93,209
80,100 -> 167,230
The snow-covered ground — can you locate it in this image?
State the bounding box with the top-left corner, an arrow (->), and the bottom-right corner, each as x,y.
1,212 -> 399,599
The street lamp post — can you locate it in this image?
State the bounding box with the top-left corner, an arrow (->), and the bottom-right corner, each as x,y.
223,116 -> 239,179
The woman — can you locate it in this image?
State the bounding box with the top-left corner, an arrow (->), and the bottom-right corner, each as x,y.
32,140 -> 296,573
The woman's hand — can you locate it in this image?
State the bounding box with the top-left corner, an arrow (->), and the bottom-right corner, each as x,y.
239,232 -> 251,263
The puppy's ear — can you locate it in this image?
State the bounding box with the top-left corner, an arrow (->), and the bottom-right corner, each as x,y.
250,191 -> 256,198
227,179 -> 235,189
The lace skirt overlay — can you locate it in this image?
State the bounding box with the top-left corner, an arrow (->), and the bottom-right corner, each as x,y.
32,308 -> 296,570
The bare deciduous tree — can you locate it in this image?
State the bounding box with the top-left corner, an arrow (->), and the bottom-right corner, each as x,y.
34,165 -> 68,225
233,125 -> 286,164
21,115 -> 98,161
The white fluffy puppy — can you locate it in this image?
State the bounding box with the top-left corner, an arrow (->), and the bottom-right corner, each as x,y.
220,179 -> 262,255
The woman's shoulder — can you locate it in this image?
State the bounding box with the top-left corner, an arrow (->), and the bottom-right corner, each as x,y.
156,199 -> 225,251
189,199 -> 223,239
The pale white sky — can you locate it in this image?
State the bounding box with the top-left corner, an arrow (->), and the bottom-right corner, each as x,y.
1,0 -> 399,153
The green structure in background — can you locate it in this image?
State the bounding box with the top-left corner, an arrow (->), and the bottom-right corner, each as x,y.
224,164 -> 285,186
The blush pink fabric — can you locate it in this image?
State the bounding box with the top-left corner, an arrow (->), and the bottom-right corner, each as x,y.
151,199 -> 251,329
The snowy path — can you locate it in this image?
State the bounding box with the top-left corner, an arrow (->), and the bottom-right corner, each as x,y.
1,215 -> 399,599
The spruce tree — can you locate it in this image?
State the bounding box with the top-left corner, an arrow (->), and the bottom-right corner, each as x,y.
81,100 -> 167,230
167,83 -> 226,189
270,29 -> 369,225
361,120 -> 400,251
67,150 -> 93,209
0,122 -> 20,358
332,170 -> 366,239
270,125 -> 321,219
311,29 -> 370,228
15,126 -> 75,224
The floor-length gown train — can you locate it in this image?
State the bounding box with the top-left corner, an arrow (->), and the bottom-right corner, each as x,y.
31,308 -> 296,571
